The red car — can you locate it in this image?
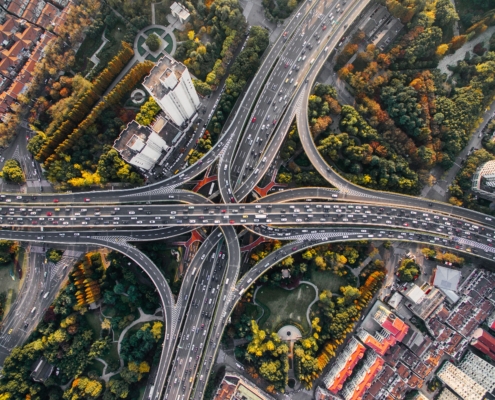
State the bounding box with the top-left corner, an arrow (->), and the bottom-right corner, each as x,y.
31,220 -> 37,225
229,220 -> 235,224
322,25 -> 327,30
53,199 -> 59,203
251,117 -> 256,123
221,209 -> 227,213
84,198 -> 91,202
285,63 -> 289,68
46,212 -> 52,216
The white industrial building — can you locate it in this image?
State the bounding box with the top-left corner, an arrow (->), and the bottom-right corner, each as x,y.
143,54 -> 200,127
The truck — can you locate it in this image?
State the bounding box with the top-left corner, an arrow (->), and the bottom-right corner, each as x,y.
255,214 -> 267,219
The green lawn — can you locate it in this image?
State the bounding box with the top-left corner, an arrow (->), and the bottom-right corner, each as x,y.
92,21 -> 129,75
123,321 -> 147,340
163,34 -> 174,54
102,305 -> 117,318
309,267 -> 355,293
154,0 -> 172,26
101,342 -> 120,373
74,33 -> 104,73
255,283 -> 316,334
244,303 -> 262,320
85,359 -> 105,377
145,28 -> 166,37
137,36 -> 147,56
85,311 -> 102,339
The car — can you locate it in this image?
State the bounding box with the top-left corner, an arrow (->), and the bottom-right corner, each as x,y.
229,220 -> 235,224
221,209 -> 227,213
292,246 -> 297,250
322,25 -> 327,30
31,220 -> 37,225
53,199 -> 59,203
8,329 -> 12,334
251,117 -> 256,123
46,212 -> 52,216
84,198 -> 90,202
285,62 -> 289,68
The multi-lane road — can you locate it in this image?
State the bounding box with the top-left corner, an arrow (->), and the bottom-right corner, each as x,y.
1,0 -> 493,398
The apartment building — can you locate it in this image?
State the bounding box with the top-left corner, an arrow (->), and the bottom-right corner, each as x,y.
143,54 -> 200,127
436,362 -> 487,400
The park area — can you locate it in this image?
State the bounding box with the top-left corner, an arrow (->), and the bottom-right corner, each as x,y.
255,283 -> 317,334
309,267 -> 356,293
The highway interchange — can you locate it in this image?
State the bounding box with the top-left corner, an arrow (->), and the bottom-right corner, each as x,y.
0,0 -> 494,398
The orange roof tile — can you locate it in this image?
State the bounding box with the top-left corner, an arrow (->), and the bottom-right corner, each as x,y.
328,342 -> 367,393
7,0 -> 22,16
36,3 -> 59,29
7,80 -> 25,97
347,356 -> 385,400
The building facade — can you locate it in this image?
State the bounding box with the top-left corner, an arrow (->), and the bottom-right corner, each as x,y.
436,362 -> 487,400
143,54 -> 200,127
458,351 -> 495,393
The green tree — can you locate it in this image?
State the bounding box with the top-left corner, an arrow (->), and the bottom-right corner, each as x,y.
1,159 -> 25,183
145,33 -> 161,52
46,249 -> 63,263
398,259 -> 420,282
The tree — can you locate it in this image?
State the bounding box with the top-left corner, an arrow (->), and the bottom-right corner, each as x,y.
135,98 -> 161,126
193,79 -> 212,96
1,159 -> 25,183
398,259 -> 420,282
0,240 -> 17,264
145,33 -> 161,52
108,379 -> 129,398
46,249 -> 63,263
435,0 -> 459,28
340,285 -> 361,304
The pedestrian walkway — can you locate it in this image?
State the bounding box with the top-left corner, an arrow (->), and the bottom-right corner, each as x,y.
103,24 -> 177,97
96,307 -> 163,382
437,25 -> 495,77
88,31 -> 109,74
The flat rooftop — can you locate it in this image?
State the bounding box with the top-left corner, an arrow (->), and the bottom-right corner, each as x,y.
143,55 -> 186,99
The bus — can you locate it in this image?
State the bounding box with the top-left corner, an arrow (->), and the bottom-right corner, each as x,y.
208,182 -> 216,196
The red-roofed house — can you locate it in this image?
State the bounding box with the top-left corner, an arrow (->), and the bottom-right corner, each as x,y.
0,92 -> 15,113
487,310 -> 495,331
374,306 -> 409,342
342,352 -> 385,400
357,307 -> 409,356
471,328 -> 495,361
36,2 -> 59,29
324,338 -> 367,394
53,2 -> 72,35
15,24 -> 41,47
0,15 -> 22,44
